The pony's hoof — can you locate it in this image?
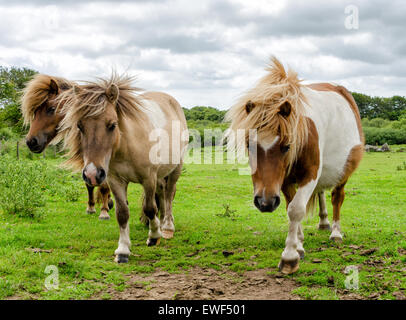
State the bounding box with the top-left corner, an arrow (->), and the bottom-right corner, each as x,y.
162,229 -> 174,239
108,199 -> 114,210
99,212 -> 110,220
86,209 -> 96,215
278,258 -> 300,275
297,250 -> 305,260
329,235 -> 343,243
318,223 -> 331,231
115,254 -> 129,263
146,238 -> 161,247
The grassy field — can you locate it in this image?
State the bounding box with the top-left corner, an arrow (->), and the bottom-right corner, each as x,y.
0,148 -> 405,300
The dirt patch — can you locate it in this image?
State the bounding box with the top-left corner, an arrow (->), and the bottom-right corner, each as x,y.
93,267 -> 301,300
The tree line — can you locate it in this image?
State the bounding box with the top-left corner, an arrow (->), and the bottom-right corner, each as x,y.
1,66 -> 406,145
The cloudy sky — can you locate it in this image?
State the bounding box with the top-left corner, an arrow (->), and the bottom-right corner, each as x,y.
0,0 -> 405,109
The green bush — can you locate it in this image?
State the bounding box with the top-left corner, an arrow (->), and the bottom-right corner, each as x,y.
364,127 -> 406,145
0,128 -> 14,141
368,118 -> 391,128
0,155 -> 46,218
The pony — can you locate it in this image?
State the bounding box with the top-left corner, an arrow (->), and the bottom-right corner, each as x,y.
226,57 -> 364,274
59,74 -> 188,263
21,74 -> 114,220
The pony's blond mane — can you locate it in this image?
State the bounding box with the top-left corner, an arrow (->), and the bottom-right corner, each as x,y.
21,74 -> 73,125
59,73 -> 143,171
225,57 -> 309,170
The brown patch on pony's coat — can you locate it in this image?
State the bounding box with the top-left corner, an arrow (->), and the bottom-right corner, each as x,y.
282,117 -> 320,214
306,83 -> 364,143
339,144 -> 364,186
21,74 -> 73,125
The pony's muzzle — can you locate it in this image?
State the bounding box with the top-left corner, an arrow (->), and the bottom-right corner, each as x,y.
26,136 -> 46,153
254,195 -> 280,213
82,163 -> 106,186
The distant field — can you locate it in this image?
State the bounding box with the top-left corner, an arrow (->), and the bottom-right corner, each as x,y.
0,148 -> 405,300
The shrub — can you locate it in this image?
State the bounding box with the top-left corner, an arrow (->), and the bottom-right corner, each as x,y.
0,155 -> 46,218
364,127 -> 406,145
63,184 -> 81,202
368,118 -> 391,128
0,128 -> 14,141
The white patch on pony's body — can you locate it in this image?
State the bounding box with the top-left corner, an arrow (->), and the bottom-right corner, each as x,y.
258,136 -> 280,152
302,86 -> 361,191
139,98 -> 167,129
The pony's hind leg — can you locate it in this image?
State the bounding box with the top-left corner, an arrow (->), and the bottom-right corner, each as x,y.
143,179 -> 161,246
318,191 -> 331,230
330,183 -> 345,242
161,164 -> 182,239
98,183 -> 112,220
109,178 -> 130,263
86,184 -> 96,214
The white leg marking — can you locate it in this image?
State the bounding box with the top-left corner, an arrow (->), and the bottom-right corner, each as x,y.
297,224 -> 305,257
114,224 -> 131,256
330,220 -> 343,241
148,215 -> 162,240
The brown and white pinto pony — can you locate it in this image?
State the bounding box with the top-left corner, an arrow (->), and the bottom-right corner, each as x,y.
226,57 -> 364,274
59,74 -> 188,263
21,74 -> 114,219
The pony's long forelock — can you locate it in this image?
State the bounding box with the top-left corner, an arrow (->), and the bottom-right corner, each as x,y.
225,56 -> 309,170
21,74 -> 73,125
58,73 -> 143,171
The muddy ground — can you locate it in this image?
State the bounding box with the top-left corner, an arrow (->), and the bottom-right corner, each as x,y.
93,267 -> 301,300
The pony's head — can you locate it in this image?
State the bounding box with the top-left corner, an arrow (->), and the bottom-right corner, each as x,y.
60,74 -> 141,186
21,74 -> 72,153
226,57 -> 308,213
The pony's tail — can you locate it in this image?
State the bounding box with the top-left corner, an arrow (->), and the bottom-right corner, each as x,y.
306,192 -> 318,217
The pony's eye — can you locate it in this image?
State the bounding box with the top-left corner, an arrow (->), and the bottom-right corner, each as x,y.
107,123 -> 117,131
280,145 -> 290,153
47,107 -> 56,115
77,122 -> 84,132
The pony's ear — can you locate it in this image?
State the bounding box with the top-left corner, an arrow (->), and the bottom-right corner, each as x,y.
245,100 -> 255,114
49,79 -> 59,95
278,101 -> 291,118
106,84 -> 119,104
73,85 -> 82,96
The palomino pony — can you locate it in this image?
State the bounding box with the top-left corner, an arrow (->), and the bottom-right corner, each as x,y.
59,74 -> 188,263
226,57 -> 363,274
21,74 -> 114,219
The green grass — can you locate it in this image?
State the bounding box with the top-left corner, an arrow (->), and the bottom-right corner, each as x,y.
0,149 -> 405,300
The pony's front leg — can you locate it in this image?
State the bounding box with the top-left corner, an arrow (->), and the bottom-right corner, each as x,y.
109,178 -> 130,263
142,179 -> 162,246
279,181 -> 317,274
85,184 -> 96,214
98,183 -> 112,220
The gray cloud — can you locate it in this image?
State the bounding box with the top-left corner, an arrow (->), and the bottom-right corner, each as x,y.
0,0 -> 405,108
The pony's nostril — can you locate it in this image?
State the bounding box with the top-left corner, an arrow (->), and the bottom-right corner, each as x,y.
254,195 -> 261,208
273,196 -> 281,208
96,168 -> 106,184
27,137 -> 38,148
